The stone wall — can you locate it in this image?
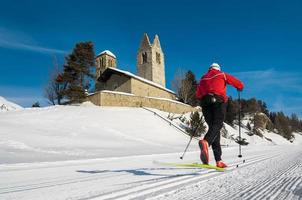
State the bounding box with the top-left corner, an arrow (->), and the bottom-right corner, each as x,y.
131,78 -> 175,100
88,91 -> 197,114
96,74 -> 176,100
96,74 -> 131,93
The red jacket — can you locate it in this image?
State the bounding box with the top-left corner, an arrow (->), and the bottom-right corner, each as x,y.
196,69 -> 244,102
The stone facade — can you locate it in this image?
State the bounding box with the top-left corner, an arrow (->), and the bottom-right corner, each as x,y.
96,73 -> 131,93
91,34 -> 197,113
95,50 -> 117,79
137,33 -> 165,87
131,78 -> 174,99
96,68 -> 176,100
88,91 -> 197,114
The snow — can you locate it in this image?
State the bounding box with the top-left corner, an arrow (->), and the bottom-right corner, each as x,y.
89,91 -> 193,107
97,90 -> 135,96
107,67 -> 176,94
0,98 -> 301,199
98,50 -> 116,58
145,96 -> 194,107
0,96 -> 23,112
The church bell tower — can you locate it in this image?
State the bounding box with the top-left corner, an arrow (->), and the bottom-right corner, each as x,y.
95,50 -> 117,80
137,33 -> 165,87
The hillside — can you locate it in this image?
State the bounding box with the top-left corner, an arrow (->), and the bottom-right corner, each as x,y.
0,96 -> 23,112
0,102 -> 192,164
0,98 -> 300,164
1,98 -> 302,200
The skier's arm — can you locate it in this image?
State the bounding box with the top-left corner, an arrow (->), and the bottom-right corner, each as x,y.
196,80 -> 203,99
196,77 -> 207,99
225,73 -> 244,91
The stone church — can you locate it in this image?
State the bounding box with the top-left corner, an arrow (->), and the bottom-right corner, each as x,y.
88,33 -> 196,113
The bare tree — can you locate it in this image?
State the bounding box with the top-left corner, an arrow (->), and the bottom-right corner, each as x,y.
171,68 -> 187,102
44,55 -> 62,105
171,68 -> 197,105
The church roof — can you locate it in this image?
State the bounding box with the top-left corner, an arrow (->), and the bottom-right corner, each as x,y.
98,50 -> 116,58
98,67 -> 175,94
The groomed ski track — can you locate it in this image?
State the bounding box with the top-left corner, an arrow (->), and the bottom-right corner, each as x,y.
1,146 -> 301,200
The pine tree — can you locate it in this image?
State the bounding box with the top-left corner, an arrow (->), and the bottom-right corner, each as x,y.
273,112 -> 294,140
258,100 -> 269,116
235,137 -> 249,145
184,71 -> 198,106
290,113 -> 301,132
60,42 -> 95,103
32,102 -> 40,107
241,98 -> 261,114
173,69 -> 198,106
185,111 -> 206,137
225,97 -> 238,126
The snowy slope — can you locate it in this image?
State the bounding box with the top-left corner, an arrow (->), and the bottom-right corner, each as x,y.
0,96 -> 23,112
0,102 -> 302,199
0,103 -> 193,164
0,102 -> 294,164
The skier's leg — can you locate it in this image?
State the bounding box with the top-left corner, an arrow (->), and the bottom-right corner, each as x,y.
212,133 -> 222,162
204,102 -> 226,146
211,103 -> 227,167
200,105 -> 213,164
202,104 -> 215,142
202,105 -> 213,128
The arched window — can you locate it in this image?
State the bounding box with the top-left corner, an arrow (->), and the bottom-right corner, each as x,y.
142,52 -> 147,64
156,52 -> 161,64
101,58 -> 105,67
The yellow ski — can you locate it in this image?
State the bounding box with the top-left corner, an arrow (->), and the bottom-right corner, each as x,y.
153,161 -> 226,171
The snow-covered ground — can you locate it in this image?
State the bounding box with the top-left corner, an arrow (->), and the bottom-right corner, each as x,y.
0,97 -> 302,200
0,96 -> 23,112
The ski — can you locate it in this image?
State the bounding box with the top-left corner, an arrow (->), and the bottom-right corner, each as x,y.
153,161 -> 226,171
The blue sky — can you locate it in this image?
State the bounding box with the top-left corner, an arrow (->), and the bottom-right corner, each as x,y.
0,0 -> 302,117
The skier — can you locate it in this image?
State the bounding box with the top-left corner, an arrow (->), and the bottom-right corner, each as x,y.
196,63 -> 244,168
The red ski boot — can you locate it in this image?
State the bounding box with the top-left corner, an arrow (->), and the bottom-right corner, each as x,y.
198,140 -> 209,164
216,160 -> 228,168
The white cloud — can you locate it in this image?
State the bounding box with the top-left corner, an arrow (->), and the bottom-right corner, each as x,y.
227,68 -> 302,117
0,27 -> 66,54
232,68 -> 302,93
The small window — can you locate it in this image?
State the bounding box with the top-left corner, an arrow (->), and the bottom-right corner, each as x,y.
156,52 -> 161,64
113,83 -> 118,90
99,58 -> 102,67
101,58 -> 105,67
142,52 -> 147,64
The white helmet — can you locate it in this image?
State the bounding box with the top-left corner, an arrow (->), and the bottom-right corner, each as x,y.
210,63 -> 221,71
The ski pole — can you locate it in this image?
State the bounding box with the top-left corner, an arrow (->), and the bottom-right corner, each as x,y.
238,90 -> 242,158
180,136 -> 193,159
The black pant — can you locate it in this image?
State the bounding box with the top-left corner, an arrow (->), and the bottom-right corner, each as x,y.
202,102 -> 226,162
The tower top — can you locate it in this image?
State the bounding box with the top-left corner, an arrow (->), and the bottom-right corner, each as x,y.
139,33 -> 152,49
152,34 -> 162,49
95,50 -> 117,80
97,50 -> 116,58
137,33 -> 165,87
